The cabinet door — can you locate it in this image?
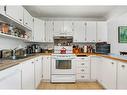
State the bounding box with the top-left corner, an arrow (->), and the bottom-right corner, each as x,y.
97,57 -> 103,83
101,58 -> 117,89
35,56 -> 43,88
53,21 -> 64,36
0,64 -> 21,89
6,6 -> 23,24
90,56 -> 98,80
86,21 -> 96,42
33,18 -> 45,42
73,21 -> 85,42
23,8 -> 33,29
22,59 -> 35,89
0,6 -> 5,15
97,21 -> 107,42
117,62 -> 127,89
42,56 -> 51,81
45,21 -> 54,42
63,21 -> 73,36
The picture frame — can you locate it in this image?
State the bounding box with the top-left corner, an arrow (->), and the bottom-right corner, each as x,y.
118,26 -> 127,43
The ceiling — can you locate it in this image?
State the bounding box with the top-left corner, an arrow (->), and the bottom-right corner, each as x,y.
24,6 -> 127,20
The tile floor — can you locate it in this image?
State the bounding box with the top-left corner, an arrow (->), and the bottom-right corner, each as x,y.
38,82 -> 104,90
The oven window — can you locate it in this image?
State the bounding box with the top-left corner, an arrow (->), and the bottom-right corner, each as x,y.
56,60 -> 71,69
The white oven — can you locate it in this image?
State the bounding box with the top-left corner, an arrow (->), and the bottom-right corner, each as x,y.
51,54 -> 76,82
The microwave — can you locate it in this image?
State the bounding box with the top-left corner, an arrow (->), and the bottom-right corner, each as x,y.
95,42 -> 110,54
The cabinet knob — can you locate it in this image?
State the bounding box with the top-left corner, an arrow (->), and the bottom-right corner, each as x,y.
81,76 -> 85,78
32,62 -> 34,64
81,63 -> 85,65
121,65 -> 125,68
19,19 -> 22,21
81,69 -> 85,72
111,62 -> 114,64
25,22 -> 28,25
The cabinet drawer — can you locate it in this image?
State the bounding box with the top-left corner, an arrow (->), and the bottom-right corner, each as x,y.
76,74 -> 90,80
77,67 -> 89,74
77,62 -> 89,67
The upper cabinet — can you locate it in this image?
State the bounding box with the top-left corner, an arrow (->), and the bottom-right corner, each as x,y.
63,21 -> 74,36
73,21 -> 85,42
23,8 -> 33,29
5,6 -> 24,24
45,21 -> 54,42
33,18 -> 45,42
85,21 -> 96,42
53,21 -> 64,36
73,21 -> 96,42
0,6 -> 5,15
97,21 -> 107,42
53,21 -> 74,36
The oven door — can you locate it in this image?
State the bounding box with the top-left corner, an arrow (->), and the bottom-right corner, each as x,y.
52,58 -> 76,74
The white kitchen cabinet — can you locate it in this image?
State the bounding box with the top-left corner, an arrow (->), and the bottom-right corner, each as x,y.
33,18 -> 45,42
23,8 -> 33,29
85,21 -> 96,42
63,21 -> 74,36
21,59 -> 35,89
96,57 -> 103,84
53,21 -> 64,36
100,58 -> 117,89
0,6 -> 5,15
42,56 -> 51,81
0,64 -> 21,89
90,56 -> 98,81
45,21 -> 54,42
76,57 -> 90,81
97,21 -> 107,42
73,21 -> 86,42
5,6 -> 23,24
117,62 -> 127,89
34,56 -> 43,88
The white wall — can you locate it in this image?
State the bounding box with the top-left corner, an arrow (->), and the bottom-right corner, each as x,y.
0,37 -> 28,50
107,13 -> 127,54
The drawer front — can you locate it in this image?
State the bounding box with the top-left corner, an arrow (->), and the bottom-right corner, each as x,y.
77,67 -> 89,74
76,74 -> 90,80
77,62 -> 89,68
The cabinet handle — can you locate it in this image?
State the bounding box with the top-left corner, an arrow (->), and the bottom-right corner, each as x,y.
81,63 -> 85,65
121,65 -> 125,68
36,60 -> 38,61
81,69 -> 85,72
19,19 -> 22,21
111,62 -> 114,64
32,62 -> 34,64
25,23 -> 28,25
81,76 -> 85,78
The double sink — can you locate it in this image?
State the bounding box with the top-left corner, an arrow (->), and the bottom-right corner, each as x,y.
1,54 -> 34,61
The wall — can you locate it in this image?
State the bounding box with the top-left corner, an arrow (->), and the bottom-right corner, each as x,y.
0,37 -> 28,50
107,13 -> 127,54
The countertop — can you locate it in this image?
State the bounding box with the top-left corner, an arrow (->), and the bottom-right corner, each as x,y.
0,52 -> 127,71
0,53 -> 52,71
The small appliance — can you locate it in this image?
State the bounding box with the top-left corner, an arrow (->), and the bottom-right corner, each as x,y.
95,42 -> 110,54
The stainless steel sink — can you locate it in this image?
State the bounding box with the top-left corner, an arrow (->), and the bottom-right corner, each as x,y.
1,54 -> 34,60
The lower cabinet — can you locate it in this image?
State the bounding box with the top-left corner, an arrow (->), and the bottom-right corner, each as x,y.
34,56 -> 43,88
42,56 -> 51,81
90,56 -> 99,81
76,57 -> 90,81
0,64 -> 22,89
117,62 -> 127,89
21,59 -> 35,89
99,58 -> 117,89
